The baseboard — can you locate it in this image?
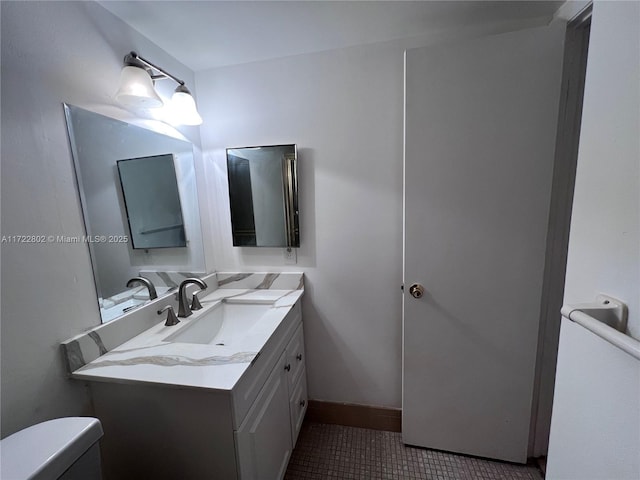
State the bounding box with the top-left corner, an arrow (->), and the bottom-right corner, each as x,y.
306,400 -> 401,432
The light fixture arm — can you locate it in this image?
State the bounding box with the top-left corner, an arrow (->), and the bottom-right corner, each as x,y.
124,51 -> 185,87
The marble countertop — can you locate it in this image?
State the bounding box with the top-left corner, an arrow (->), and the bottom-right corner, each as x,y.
71,288 -> 303,392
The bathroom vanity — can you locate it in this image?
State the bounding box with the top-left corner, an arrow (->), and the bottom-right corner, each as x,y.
66,278 -> 306,480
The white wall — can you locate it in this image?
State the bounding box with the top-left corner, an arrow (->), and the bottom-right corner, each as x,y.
198,39 -> 405,408
196,17 -> 557,408
0,1 -> 207,437
547,2 -> 640,478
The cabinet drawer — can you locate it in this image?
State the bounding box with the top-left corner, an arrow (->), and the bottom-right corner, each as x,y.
289,372 -> 308,447
285,322 -> 305,390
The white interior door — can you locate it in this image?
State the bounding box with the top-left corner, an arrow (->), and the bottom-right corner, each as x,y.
402,24 -> 564,463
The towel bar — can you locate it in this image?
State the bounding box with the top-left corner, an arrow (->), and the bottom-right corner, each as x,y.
561,294 -> 639,361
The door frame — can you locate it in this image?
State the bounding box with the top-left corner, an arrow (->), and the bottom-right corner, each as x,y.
528,4 -> 593,458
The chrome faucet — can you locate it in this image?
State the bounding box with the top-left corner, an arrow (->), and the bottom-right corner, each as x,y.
126,276 -> 158,300
177,278 -> 208,318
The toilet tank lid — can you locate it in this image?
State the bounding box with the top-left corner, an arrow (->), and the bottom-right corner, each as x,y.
1,417 -> 103,480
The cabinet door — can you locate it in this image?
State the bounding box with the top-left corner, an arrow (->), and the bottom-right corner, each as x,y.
236,352 -> 292,480
285,323 -> 305,390
289,373 -> 308,447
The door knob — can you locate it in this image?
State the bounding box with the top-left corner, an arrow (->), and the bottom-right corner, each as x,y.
409,284 -> 425,299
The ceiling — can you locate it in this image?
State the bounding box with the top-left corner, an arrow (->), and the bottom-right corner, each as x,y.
100,1 -> 563,72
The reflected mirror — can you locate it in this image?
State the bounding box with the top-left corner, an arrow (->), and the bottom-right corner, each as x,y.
117,154 -> 186,249
226,144 -> 299,247
64,104 -> 205,323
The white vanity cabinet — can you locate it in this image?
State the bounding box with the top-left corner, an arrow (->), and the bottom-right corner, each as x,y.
88,299 -> 307,480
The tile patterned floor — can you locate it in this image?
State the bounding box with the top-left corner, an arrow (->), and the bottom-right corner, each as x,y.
285,423 -> 543,480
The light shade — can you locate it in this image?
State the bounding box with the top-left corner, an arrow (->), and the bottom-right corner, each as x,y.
171,86 -> 203,126
115,66 -> 163,108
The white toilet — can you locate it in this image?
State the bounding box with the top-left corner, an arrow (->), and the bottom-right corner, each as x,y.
0,417 -> 103,480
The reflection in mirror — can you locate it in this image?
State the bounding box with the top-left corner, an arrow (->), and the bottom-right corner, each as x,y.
64,104 -> 205,323
226,144 -> 299,248
117,154 -> 186,249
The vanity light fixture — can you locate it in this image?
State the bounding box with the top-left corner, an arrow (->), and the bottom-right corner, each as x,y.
115,51 -> 203,125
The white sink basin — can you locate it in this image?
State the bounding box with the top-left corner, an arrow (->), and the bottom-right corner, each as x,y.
164,302 -> 273,346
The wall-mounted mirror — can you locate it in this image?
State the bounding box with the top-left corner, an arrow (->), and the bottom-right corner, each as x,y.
64,104 -> 205,323
226,144 -> 299,247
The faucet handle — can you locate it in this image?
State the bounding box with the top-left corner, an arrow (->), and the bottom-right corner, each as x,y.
191,291 -> 203,311
158,305 -> 180,326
